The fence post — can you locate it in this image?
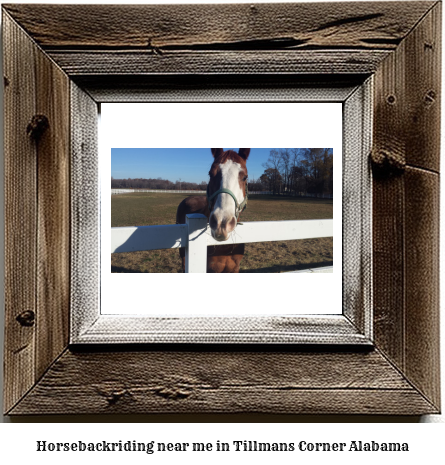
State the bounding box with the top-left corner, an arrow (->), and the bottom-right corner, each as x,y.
185,213 -> 208,273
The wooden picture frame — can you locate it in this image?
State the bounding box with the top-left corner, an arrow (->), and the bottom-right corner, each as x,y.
2,2 -> 441,415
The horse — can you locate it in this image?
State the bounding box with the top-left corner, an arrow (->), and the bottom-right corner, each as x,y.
176,148 -> 250,273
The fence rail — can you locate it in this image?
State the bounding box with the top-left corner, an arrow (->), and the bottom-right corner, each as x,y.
111,189 -> 272,195
111,214 -> 333,273
112,189 -> 205,194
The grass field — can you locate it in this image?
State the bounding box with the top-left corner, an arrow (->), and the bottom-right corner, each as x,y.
111,193 -> 333,273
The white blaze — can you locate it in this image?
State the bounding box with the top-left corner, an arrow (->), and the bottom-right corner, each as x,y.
212,160 -> 244,220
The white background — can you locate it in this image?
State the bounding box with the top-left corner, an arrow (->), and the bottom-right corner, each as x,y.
101,102 -> 342,316
1,423 -> 445,464
0,0 -> 444,454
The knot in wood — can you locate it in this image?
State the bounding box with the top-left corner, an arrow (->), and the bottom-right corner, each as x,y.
16,310 -> 35,327
154,386 -> 191,400
370,149 -> 405,178
95,385 -> 130,405
27,115 -> 49,140
105,390 -> 128,405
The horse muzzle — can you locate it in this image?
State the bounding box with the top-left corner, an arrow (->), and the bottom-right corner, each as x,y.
209,214 -> 237,242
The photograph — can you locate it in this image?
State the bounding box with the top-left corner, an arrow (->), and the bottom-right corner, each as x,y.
110,147 -> 334,274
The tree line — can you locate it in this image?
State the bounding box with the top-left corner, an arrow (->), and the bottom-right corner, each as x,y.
111,177 -> 207,191
259,148 -> 333,197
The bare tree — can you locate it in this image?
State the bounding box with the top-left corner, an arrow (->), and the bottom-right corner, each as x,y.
259,148 -> 333,197
262,149 -> 283,194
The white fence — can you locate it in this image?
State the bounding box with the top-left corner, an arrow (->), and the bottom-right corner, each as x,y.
111,189 -> 272,195
112,189 -> 205,195
111,214 -> 333,273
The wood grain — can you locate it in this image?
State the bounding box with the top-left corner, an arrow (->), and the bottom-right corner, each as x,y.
3,12 -> 38,414
75,74 -> 365,103
3,2 -> 435,50
8,349 -> 437,415
372,12 -> 412,369
404,2 -> 441,172
69,83 -> 99,341
35,40 -> 71,381
372,174 -> 405,368
342,81 -> 373,337
371,1 -> 441,173
404,167 -> 440,408
4,1 -> 432,79
75,316 -> 370,346
372,2 -> 441,411
3,11 -> 71,412
401,2 -> 441,409
47,50 -> 390,77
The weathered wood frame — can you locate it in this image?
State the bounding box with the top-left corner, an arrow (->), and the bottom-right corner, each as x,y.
3,2 -> 441,415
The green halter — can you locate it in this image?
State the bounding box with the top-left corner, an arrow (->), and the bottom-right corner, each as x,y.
206,183 -> 248,220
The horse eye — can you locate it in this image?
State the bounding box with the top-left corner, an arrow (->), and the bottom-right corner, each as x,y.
243,176 -> 248,181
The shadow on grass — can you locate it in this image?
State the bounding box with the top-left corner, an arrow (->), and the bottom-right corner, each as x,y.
249,195 -> 333,204
112,261 -> 334,274
111,265 -> 143,273
239,260 -> 333,273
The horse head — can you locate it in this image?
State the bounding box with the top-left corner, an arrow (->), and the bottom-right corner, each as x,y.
207,148 -> 250,242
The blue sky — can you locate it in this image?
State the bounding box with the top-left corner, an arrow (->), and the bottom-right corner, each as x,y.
111,148 -> 278,183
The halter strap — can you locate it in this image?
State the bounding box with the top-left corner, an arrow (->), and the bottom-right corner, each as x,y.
206,183 -> 248,220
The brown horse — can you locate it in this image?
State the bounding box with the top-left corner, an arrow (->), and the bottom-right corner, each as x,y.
176,148 -> 250,272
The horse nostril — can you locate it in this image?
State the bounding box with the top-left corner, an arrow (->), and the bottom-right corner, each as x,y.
228,217 -> 236,232
209,214 -> 218,230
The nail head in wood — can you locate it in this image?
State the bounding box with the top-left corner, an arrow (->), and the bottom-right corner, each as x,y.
424,90 -> 436,105
16,310 -> 35,327
26,114 -> 49,140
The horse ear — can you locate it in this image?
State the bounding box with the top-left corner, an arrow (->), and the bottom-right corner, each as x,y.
211,148 -> 224,158
238,148 -> 250,160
